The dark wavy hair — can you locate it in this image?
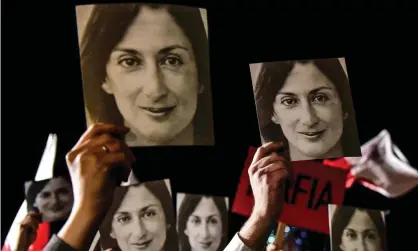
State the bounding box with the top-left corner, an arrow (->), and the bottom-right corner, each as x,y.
331,206 -> 387,251
253,58 -> 361,159
78,3 -> 213,145
177,194 -> 228,251
99,180 -> 179,251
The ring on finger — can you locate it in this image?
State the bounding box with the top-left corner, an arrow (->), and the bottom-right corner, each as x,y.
102,145 -> 110,153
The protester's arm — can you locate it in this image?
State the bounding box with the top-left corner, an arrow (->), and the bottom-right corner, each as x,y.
224,142 -> 291,251
44,123 -> 134,251
224,213 -> 274,251
238,213 -> 275,249
45,207 -> 104,251
44,235 -> 77,251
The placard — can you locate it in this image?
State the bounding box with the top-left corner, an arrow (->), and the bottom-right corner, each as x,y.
232,147 -> 347,233
75,3 -> 214,147
328,204 -> 387,251
249,58 -> 361,161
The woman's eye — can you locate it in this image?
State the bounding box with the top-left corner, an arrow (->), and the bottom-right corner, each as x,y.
119,57 -> 141,68
191,218 -> 201,225
40,192 -> 51,198
143,210 -> 157,218
312,94 -> 329,103
57,188 -> 69,195
281,98 -> 297,106
162,56 -> 183,67
346,231 -> 357,240
117,215 -> 131,223
209,218 -> 219,225
365,233 -> 377,240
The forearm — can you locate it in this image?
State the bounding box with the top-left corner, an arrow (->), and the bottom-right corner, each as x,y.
238,212 -> 275,250
15,231 -> 30,251
56,206 -> 104,250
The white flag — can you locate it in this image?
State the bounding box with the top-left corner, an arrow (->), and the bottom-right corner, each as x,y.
3,134 -> 58,251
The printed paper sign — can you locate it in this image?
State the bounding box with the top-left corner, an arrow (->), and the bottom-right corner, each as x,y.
232,147 -> 347,234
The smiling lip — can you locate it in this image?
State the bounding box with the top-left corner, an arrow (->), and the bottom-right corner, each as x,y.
139,106 -> 176,118
50,205 -> 64,211
131,239 -> 152,249
298,130 -> 326,139
198,241 -> 212,249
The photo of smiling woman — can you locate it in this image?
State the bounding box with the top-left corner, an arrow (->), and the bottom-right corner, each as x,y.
24,176 -> 74,222
251,58 -> 361,161
177,193 -> 228,251
97,179 -> 179,251
329,204 -> 387,251
75,3 -> 214,147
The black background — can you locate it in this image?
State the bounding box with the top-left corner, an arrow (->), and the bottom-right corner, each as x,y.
2,1 -> 418,250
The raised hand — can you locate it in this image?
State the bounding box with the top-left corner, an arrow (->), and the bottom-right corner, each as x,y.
237,141 -> 292,250
16,211 -> 41,251
56,123 -> 135,250
65,123 -> 135,214
248,141 -> 292,219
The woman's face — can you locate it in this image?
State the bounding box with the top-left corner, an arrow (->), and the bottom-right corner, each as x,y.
339,210 -> 383,251
34,177 -> 73,222
104,6 -> 199,144
111,185 -> 167,251
271,62 -> 344,160
185,197 -> 223,251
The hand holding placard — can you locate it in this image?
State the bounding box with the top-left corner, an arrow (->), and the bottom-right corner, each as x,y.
238,142 -> 292,250
233,146 -> 347,234
249,141 -> 291,219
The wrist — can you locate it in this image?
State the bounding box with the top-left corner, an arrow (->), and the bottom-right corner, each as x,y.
252,206 -> 278,224
74,198 -> 109,219
72,205 -> 103,226
57,206 -> 104,250
239,210 -> 275,249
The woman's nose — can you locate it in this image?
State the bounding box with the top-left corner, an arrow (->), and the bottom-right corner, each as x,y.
50,193 -> 59,204
132,218 -> 147,238
354,240 -> 368,251
298,102 -> 319,126
142,64 -> 168,102
197,223 -> 210,239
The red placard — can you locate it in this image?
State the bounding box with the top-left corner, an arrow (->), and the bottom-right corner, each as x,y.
232,147 -> 347,234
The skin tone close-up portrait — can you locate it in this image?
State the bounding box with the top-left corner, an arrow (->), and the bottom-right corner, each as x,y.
251,58 -> 361,161
96,179 -> 179,251
75,3 -> 214,147
177,193 -> 228,251
24,176 -> 74,223
329,205 -> 387,251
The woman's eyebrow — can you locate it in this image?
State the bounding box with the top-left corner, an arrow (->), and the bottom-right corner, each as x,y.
191,213 -> 218,218
363,229 -> 378,234
113,48 -> 140,55
277,91 -> 296,96
112,45 -> 189,56
115,211 -> 130,216
158,45 -> 189,54
115,204 -> 159,214
309,86 -> 333,94
139,204 -> 160,213
344,228 -> 357,232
